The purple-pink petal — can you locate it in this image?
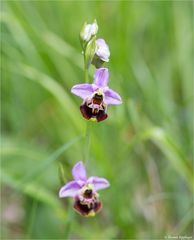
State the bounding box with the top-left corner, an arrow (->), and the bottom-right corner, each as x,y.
104,88 -> 122,105
59,181 -> 81,198
87,176 -> 110,191
94,68 -> 109,88
71,84 -> 94,99
72,161 -> 87,181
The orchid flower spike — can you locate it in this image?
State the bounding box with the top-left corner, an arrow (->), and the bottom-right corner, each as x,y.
71,68 -> 122,122
59,161 -> 110,217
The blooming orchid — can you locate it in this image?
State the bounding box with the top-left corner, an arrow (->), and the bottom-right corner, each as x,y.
59,161 -> 110,217
71,68 -> 122,122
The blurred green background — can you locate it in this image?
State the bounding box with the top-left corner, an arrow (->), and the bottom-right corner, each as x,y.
1,1 -> 193,239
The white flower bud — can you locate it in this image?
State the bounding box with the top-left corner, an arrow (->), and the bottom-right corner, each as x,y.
95,39 -> 110,62
80,20 -> 98,42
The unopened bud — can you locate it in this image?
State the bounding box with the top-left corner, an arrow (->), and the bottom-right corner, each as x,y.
80,20 -> 98,43
92,38 -> 110,68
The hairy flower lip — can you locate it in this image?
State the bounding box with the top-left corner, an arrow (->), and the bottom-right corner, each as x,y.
80,102 -> 108,122
73,197 -> 102,217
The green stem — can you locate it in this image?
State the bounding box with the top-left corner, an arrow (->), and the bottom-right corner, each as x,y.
83,57 -> 91,164
63,50 -> 91,240
84,56 -> 89,83
84,122 -> 91,165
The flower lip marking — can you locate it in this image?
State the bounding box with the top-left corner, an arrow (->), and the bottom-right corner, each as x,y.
80,103 -> 108,122
87,91 -> 105,115
74,185 -> 101,216
74,197 -> 102,217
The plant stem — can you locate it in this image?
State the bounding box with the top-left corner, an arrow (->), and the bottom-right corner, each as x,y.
84,56 -> 89,83
83,59 -> 91,164
84,67 -> 89,83
84,121 -> 91,165
64,51 -> 91,240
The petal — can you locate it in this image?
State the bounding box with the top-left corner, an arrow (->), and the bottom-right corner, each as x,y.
96,38 -> 106,46
59,181 -> 81,198
83,24 -> 91,41
104,88 -> 122,105
87,176 -> 110,191
72,161 -> 87,181
94,68 -> 109,88
71,84 -> 94,99
83,23 -> 98,42
96,39 -> 110,62
91,22 -> 98,35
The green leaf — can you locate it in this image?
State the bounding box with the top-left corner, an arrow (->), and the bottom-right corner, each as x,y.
19,136 -> 82,184
1,170 -> 63,212
58,162 -> 66,185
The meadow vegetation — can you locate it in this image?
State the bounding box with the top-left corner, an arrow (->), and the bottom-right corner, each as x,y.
1,1 -> 193,239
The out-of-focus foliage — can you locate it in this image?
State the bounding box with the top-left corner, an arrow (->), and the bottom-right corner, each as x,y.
1,1 -> 193,239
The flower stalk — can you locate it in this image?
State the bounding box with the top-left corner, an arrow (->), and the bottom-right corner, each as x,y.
59,20 -> 121,218
83,121 -> 91,165
84,64 -> 89,84
84,48 -> 89,83
84,53 -> 91,164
